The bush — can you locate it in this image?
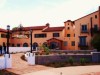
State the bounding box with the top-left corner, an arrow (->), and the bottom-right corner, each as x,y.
91,33 -> 100,51
68,57 -> 74,65
80,58 -> 86,65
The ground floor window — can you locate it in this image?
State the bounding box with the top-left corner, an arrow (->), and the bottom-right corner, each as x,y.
71,41 -> 75,46
23,43 -> 28,47
17,44 -> 20,47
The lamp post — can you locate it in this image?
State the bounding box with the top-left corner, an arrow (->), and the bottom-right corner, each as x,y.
28,29 -> 35,65
7,25 -> 10,54
30,29 -> 33,53
5,25 -> 12,69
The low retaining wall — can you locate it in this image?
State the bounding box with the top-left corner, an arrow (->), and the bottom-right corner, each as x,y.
35,54 -> 92,65
35,52 -> 100,65
9,47 -> 30,53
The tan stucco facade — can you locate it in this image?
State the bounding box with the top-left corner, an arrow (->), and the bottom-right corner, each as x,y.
0,6 -> 100,50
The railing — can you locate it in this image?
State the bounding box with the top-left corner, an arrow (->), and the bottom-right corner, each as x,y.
50,50 -> 97,54
81,30 -> 89,33
78,42 -> 88,47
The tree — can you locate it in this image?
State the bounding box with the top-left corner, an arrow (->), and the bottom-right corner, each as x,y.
91,33 -> 100,51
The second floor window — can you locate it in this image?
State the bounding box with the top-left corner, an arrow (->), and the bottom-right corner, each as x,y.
34,34 -> 46,38
67,34 -> 70,37
81,25 -> 87,32
53,33 -> 59,37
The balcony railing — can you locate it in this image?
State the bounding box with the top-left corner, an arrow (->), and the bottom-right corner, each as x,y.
81,30 -> 89,33
78,42 -> 88,47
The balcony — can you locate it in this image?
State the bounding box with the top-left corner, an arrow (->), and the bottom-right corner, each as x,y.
81,30 -> 89,33
78,42 -> 88,47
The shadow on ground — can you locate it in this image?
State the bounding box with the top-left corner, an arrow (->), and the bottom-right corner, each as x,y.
0,69 -> 18,75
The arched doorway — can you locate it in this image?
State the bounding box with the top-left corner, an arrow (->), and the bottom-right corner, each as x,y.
23,43 -> 28,47
33,42 -> 38,50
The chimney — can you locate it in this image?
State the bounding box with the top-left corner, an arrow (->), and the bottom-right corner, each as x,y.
46,23 -> 50,27
99,6 -> 100,11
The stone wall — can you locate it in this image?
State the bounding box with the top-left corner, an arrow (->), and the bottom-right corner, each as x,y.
35,54 -> 92,65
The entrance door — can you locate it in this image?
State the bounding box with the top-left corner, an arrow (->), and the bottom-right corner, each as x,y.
33,42 -> 38,50
50,42 -> 58,49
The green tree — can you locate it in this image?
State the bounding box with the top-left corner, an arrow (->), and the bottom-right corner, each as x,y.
91,33 -> 100,51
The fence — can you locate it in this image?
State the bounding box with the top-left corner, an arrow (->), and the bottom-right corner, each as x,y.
35,52 -> 100,65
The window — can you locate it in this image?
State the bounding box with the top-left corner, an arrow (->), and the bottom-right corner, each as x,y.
74,34 -> 75,37
81,25 -> 87,32
67,34 -> 70,37
94,24 -> 98,31
1,34 -> 6,38
71,41 -> 75,46
17,44 -> 20,47
63,41 -> 67,46
67,27 -> 70,30
23,43 -> 28,47
53,33 -> 59,37
79,36 -> 87,46
95,15 -> 97,19
34,34 -> 47,38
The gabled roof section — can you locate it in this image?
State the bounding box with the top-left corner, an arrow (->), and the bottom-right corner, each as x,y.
42,26 -> 64,32
74,10 -> 98,21
47,38 -> 63,42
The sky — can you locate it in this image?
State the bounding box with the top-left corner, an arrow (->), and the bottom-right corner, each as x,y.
0,0 -> 100,29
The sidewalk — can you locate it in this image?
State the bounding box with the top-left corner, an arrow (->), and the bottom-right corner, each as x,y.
23,65 -> 100,75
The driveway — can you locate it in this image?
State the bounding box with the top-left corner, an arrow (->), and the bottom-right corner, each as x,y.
23,65 -> 100,75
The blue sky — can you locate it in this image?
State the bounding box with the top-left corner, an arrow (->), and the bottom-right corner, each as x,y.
0,0 -> 100,29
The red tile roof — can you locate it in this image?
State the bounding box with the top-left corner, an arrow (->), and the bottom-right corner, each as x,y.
0,28 -> 7,33
42,27 -> 64,32
12,25 -> 47,32
47,38 -> 63,42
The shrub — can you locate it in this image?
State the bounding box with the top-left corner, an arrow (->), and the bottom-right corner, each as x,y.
68,57 -> 74,65
80,58 -> 86,65
91,33 -> 100,51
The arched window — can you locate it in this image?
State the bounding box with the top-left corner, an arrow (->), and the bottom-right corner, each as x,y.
33,42 -> 38,50
23,43 -> 28,47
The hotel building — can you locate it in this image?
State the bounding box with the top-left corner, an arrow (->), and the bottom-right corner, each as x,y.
0,6 -> 100,50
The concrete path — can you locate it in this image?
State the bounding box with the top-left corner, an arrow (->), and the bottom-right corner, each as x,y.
23,65 -> 100,75
6,53 -> 51,75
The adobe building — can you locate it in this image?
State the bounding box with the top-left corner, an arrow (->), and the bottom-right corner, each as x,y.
0,6 -> 100,50
10,22 -> 75,50
75,6 -> 100,50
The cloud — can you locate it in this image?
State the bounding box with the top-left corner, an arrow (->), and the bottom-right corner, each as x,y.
0,0 -> 6,8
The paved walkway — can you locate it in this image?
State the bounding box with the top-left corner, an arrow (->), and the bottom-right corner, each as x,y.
23,65 -> 100,75
6,53 -> 51,75
5,53 -> 100,75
